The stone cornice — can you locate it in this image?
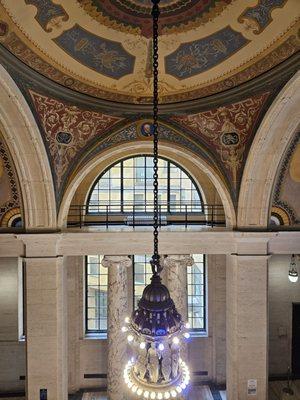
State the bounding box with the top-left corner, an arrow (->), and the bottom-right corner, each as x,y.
0,230 -> 299,257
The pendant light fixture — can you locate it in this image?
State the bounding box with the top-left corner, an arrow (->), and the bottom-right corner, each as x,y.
122,1 -> 190,399
288,254 -> 298,283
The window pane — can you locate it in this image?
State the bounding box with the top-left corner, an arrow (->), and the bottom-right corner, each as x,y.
86,255 -> 108,333
87,156 -> 203,218
187,254 -> 206,332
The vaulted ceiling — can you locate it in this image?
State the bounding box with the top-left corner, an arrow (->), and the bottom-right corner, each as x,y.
0,0 -> 299,103
0,0 -> 299,216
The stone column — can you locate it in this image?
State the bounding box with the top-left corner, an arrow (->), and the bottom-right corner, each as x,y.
25,256 -> 68,400
163,255 -> 194,363
102,255 -> 132,400
163,255 -> 194,321
226,254 -> 268,400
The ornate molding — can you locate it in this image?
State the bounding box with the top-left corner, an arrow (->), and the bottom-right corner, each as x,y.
102,255 -> 132,269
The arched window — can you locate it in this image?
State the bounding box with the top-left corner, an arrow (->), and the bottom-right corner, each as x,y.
87,156 -> 203,214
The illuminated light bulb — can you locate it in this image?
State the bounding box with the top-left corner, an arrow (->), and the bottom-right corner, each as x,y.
121,326 -> 128,332
172,337 -> 179,345
184,332 -> 190,339
127,334 -> 134,342
150,392 -> 156,399
180,383 -> 186,390
140,342 -> 146,349
185,322 -> 190,329
132,385 -> 138,393
144,391 -> 149,399
125,316 -> 130,324
289,271 -> 298,282
131,356 -> 135,363
158,343 -> 164,351
164,393 -> 170,399
171,390 -> 177,398
128,382 -> 133,389
137,388 -> 143,396
157,393 -> 163,399
176,386 -> 182,393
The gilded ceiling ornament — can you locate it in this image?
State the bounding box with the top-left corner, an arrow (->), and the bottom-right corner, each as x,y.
78,0 -> 233,38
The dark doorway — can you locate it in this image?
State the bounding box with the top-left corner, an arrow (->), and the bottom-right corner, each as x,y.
292,303 -> 300,377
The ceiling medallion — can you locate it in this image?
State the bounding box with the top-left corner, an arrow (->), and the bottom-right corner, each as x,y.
78,0 -> 232,37
122,2 -> 190,398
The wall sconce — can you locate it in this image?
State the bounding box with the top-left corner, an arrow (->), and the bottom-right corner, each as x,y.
288,254 -> 298,283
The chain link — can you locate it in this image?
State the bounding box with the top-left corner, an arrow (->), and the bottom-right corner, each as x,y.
151,0 -> 160,275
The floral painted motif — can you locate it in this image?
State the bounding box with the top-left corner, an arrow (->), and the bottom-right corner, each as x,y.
165,27 -> 249,79
2,32 -> 298,103
29,91 -> 124,190
171,93 -> 270,190
239,0 -> 287,34
54,24 -> 135,79
25,0 -> 69,32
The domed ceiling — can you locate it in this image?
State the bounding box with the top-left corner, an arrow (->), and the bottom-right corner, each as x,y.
0,0 -> 299,103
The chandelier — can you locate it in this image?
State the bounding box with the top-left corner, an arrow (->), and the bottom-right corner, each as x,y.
122,1 -> 190,399
288,254 -> 299,283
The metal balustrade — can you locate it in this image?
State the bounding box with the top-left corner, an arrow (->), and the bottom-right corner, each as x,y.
67,202 -> 226,228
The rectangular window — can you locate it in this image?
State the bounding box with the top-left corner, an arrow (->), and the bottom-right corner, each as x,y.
187,254 -> 206,332
86,253 -> 207,336
86,255 -> 108,333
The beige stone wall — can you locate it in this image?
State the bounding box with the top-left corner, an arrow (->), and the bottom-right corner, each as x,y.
0,257 -> 25,392
269,254 -> 300,376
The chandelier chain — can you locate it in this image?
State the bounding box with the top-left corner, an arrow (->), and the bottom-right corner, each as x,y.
151,0 -> 160,275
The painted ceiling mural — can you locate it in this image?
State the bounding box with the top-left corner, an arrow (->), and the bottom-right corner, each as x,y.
0,135 -> 22,228
272,133 -> 300,227
0,0 -> 298,103
29,90 -> 124,195
169,92 -> 270,194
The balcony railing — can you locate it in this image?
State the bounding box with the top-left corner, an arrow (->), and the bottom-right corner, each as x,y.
67,202 -> 226,229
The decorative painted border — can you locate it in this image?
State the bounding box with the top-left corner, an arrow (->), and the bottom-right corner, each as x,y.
0,138 -> 22,226
272,131 -> 300,225
1,28 -> 299,104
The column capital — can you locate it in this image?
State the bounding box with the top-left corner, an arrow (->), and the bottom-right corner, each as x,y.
101,255 -> 132,269
163,254 -> 194,268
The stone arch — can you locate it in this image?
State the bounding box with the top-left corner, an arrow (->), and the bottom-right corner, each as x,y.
238,71 -> 300,228
0,65 -> 56,230
58,140 -> 236,228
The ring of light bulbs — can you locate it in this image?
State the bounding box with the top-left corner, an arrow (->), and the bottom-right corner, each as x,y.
123,319 -> 191,399
124,358 -> 190,399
